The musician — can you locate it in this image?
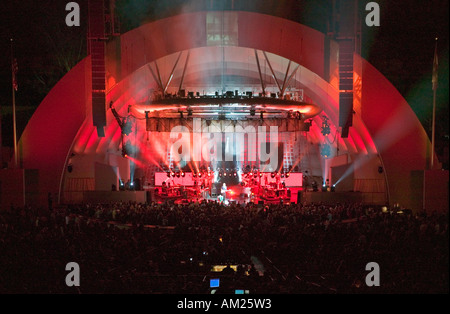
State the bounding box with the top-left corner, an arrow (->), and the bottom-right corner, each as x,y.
221,183 -> 228,200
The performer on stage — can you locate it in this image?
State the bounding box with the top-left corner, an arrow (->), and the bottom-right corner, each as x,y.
221,182 -> 228,201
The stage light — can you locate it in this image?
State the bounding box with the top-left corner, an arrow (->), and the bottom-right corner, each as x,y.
176,172 -> 180,178
198,172 -> 202,177
167,172 -> 171,177
259,172 -> 263,177
286,173 -> 290,178
233,172 -> 237,177
271,172 -> 275,178
193,173 -> 197,178
219,172 -> 222,177
331,184 -> 336,192
281,173 -> 285,178
223,172 -> 227,177
171,172 -> 176,177
181,172 -> 185,177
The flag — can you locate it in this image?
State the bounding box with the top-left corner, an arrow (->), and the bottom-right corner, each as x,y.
12,58 -> 18,91
432,39 -> 438,91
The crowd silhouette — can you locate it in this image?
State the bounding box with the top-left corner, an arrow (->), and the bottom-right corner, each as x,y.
0,200 -> 448,294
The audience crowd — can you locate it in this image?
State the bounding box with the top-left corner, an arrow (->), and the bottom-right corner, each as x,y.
0,199 -> 448,294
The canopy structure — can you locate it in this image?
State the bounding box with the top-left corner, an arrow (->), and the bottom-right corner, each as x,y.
17,11 -> 437,211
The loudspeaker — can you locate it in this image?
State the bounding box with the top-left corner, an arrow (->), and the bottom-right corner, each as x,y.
92,92 -> 106,136
341,126 -> 350,138
96,126 -> 105,137
339,92 -> 353,128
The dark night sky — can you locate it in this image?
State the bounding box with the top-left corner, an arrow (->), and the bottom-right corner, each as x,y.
0,0 -> 448,161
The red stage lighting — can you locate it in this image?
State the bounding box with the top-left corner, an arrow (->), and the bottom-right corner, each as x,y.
181,172 -> 185,177
286,173 -> 290,178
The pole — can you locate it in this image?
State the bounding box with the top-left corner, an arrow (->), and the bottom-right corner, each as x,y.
431,37 -> 438,169
431,87 -> 436,169
11,38 -> 18,168
0,69 -> 2,168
